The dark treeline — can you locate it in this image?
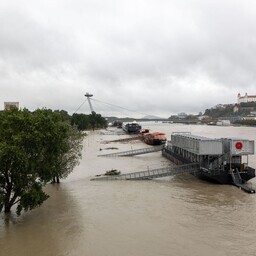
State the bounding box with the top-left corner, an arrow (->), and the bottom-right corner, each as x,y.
204,105 -> 233,118
53,110 -> 107,130
71,111 -> 107,130
234,120 -> 256,126
240,102 -> 256,108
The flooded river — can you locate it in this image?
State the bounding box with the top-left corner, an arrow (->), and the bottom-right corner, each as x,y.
1,123 -> 256,256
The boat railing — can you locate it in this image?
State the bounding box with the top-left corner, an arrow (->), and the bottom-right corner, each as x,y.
172,132 -> 191,135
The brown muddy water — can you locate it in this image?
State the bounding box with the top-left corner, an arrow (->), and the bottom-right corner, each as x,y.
1,123 -> 256,256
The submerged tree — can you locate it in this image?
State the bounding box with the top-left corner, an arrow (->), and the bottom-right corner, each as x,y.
47,118 -> 84,183
0,108 -> 84,214
0,143 -> 49,214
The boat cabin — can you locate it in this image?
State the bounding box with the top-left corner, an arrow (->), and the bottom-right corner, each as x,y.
165,132 -> 254,171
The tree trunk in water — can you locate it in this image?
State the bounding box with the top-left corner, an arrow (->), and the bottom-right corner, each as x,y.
4,202 -> 11,213
51,176 -> 60,183
4,191 -> 12,213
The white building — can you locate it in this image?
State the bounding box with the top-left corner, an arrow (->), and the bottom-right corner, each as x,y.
177,112 -> 187,119
216,120 -> 231,126
237,93 -> 256,104
243,116 -> 256,121
4,102 -> 19,110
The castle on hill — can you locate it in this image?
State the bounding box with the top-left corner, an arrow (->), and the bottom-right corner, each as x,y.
237,93 -> 256,104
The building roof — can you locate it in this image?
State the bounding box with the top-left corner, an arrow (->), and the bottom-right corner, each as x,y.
172,132 -> 218,141
239,95 -> 256,98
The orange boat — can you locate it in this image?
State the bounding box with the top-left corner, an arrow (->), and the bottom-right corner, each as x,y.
143,132 -> 167,145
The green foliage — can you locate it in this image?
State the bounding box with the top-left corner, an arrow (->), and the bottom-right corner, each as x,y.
240,102 -> 256,108
234,120 -> 256,126
71,113 -> 90,130
0,108 -> 84,214
204,103 -> 256,118
204,105 -> 235,118
49,123 -> 84,181
71,111 -> 107,130
54,109 -> 71,122
16,182 -> 49,215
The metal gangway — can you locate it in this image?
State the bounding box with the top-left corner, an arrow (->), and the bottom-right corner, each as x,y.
91,163 -> 200,180
102,135 -> 142,143
100,130 -> 126,136
98,145 -> 164,157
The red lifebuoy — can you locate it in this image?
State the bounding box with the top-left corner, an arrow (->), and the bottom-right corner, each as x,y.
235,142 -> 243,150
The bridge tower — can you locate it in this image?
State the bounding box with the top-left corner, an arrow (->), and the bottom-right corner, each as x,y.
84,92 -> 94,113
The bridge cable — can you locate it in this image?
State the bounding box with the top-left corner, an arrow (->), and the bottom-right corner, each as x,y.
91,98 -> 153,117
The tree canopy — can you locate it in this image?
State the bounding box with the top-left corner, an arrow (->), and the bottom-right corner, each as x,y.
0,108 -> 84,215
71,111 -> 107,131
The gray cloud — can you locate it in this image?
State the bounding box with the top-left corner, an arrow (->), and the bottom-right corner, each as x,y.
1,0 -> 256,117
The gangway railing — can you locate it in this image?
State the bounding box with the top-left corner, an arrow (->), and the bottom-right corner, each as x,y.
98,145 -> 164,157
230,169 -> 255,193
100,131 -> 126,136
105,136 -> 142,143
91,163 -> 200,181
230,169 -> 242,185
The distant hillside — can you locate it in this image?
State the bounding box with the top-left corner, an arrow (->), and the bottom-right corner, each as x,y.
204,104 -> 235,118
204,102 -> 256,118
142,115 -> 163,119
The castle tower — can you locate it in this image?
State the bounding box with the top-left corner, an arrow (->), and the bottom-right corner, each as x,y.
237,93 -> 241,104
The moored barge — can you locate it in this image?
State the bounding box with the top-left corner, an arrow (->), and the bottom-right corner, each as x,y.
122,121 -> 142,134
162,132 -> 256,193
143,132 -> 167,145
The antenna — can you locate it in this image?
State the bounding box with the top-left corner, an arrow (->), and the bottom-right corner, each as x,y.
84,92 -> 94,113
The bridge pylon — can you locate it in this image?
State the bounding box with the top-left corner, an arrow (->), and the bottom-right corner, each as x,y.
85,92 -> 94,113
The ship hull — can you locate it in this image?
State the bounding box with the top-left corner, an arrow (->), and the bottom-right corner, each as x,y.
144,139 -> 166,146
194,169 -> 255,184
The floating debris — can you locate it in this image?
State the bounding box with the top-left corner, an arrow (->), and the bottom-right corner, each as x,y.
104,169 -> 121,176
99,147 -> 119,151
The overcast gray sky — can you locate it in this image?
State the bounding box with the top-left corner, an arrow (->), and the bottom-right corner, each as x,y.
1,0 -> 256,118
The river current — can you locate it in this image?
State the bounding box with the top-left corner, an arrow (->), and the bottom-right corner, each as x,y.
1,123 -> 256,256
